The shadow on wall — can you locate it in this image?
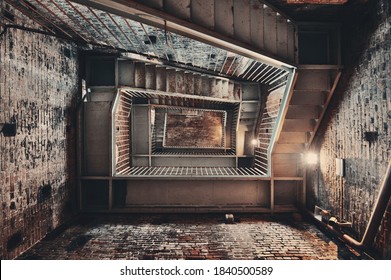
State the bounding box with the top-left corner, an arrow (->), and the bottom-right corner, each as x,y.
306,0 -> 391,259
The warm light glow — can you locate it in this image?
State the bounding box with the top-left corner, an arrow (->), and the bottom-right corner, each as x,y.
305,153 -> 318,165
251,139 -> 258,146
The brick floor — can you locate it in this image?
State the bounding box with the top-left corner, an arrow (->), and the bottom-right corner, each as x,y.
17,214 -> 368,260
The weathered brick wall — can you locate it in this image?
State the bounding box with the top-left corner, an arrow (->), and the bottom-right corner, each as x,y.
307,0 -> 391,258
115,92 -> 132,173
0,5 -> 79,259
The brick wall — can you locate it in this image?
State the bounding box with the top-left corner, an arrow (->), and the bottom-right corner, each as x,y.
115,92 -> 132,173
0,5 -> 79,259
307,0 -> 391,258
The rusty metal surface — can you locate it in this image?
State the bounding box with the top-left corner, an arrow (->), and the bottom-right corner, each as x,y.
164,110 -> 225,149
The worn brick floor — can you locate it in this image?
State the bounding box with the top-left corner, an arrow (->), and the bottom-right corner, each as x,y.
18,214 -> 368,260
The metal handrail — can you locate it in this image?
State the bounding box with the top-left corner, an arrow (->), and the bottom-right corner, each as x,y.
267,68 -> 296,175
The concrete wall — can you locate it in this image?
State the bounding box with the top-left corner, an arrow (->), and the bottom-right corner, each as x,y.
0,6 -> 79,259
307,0 -> 391,259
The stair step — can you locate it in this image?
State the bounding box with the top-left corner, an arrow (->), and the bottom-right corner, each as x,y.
122,60 -> 244,102
274,144 -> 304,154
241,102 -> 259,112
285,105 -> 322,119
240,112 -> 258,119
240,118 -> 256,124
238,124 -> 254,131
278,132 -> 307,144
290,91 -> 327,105
282,119 -> 316,132
294,70 -> 331,91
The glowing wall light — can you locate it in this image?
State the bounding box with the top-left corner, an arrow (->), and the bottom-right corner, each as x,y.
304,152 -> 318,165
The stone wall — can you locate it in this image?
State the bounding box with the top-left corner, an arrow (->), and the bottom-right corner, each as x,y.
307,0 -> 391,259
0,4 -> 79,259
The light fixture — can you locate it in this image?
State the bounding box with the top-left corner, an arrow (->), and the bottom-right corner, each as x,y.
251,139 -> 258,146
304,152 -> 318,165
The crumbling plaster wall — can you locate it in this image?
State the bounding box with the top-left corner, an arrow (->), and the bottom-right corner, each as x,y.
0,4 -> 79,259
307,0 -> 391,259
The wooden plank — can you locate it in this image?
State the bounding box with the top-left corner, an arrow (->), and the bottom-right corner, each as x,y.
250,0 -> 264,50
294,69 -> 330,90
214,0 -> 234,37
287,22 -> 296,63
263,6 -> 277,55
272,154 -> 300,177
233,0 -> 251,44
282,119 -> 316,132
274,144 -> 304,154
290,91 -> 327,105
276,14 -> 288,59
308,71 -> 342,145
285,105 -> 321,119
278,132 -> 307,144
191,0 -> 214,29
271,179 -> 274,213
164,0 -> 191,20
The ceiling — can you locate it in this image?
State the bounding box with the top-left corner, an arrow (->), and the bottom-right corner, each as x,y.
1,0 -> 291,87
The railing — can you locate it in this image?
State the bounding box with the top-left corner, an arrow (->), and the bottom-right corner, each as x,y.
231,104 -> 240,154
151,151 -> 236,156
118,166 -> 266,177
254,69 -> 296,176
